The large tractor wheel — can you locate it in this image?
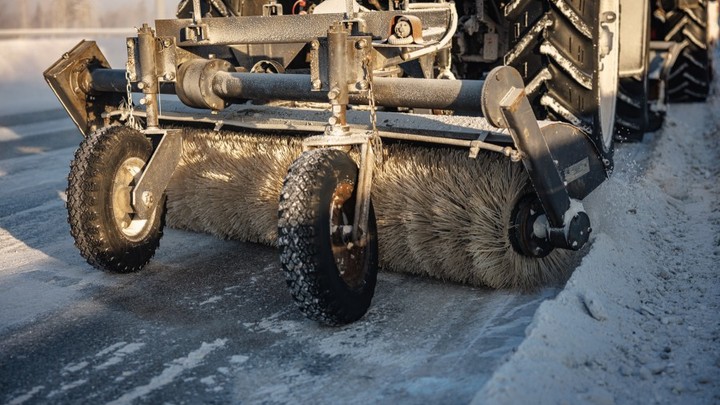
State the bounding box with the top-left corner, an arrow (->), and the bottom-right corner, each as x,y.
278,149 -> 379,326
653,2 -> 712,102
615,74 -> 651,142
67,126 -> 166,273
503,0 -> 620,166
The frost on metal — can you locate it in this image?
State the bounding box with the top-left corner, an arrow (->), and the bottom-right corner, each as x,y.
664,16 -> 688,41
550,0 -> 592,39
685,6 -> 707,28
502,0 -> 523,17
504,15 -> 553,65
525,67 -> 553,96
684,27 -> 708,49
540,42 -> 592,90
617,89 -> 642,108
540,94 -> 591,134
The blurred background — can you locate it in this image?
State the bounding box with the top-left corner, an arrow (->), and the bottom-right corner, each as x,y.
0,0 -> 175,29
0,1 -> 179,115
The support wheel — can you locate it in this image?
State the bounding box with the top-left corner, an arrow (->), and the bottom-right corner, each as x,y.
278,149 -> 378,326
67,126 -> 165,273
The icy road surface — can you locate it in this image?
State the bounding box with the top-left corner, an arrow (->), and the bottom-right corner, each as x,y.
0,38 -> 560,404
1,37 -> 719,404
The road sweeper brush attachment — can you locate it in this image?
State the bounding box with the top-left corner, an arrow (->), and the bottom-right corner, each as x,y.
45,4 -> 609,325
168,128 -> 576,291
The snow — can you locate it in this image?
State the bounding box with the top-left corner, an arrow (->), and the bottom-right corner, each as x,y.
106,339 -> 228,405
476,62 -> 720,404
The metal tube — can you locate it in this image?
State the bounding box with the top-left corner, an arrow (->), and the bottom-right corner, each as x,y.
327,22 -> 350,133
211,72 -> 484,112
138,24 -> 160,129
89,70 -> 485,112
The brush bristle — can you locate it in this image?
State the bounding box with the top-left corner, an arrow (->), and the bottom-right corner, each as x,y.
166,129 -> 575,289
166,129 -> 300,245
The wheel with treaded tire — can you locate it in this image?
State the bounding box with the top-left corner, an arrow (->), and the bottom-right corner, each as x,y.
67,126 -> 166,273
652,2 -> 712,102
503,0 -> 619,165
278,148 -> 378,326
614,76 -> 650,142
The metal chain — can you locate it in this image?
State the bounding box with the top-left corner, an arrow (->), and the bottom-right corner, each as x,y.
123,60 -> 137,130
363,57 -> 383,167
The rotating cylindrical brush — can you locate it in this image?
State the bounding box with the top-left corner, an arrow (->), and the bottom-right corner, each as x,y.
166,129 -> 576,290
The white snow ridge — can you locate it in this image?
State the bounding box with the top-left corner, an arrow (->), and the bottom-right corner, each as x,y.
475,60 -> 720,404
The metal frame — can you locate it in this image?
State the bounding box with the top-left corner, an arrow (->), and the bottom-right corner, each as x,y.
44,5 -> 610,253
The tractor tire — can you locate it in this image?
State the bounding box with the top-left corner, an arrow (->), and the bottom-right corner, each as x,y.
614,76 -> 649,142
653,2 -> 712,102
503,0 -> 619,165
278,149 -> 378,326
67,126 -> 166,273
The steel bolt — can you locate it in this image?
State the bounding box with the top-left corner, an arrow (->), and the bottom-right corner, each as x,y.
127,39 -> 134,47
328,89 -> 340,100
312,79 -> 322,90
356,39 -> 367,49
142,191 -> 155,206
137,81 -> 146,90
311,40 -> 320,50
164,72 -> 176,81
358,80 -> 369,90
394,20 -> 412,39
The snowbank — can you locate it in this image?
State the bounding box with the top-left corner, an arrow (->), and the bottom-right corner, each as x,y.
476,65 -> 720,404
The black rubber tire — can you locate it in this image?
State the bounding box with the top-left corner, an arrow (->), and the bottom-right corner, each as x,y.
614,76 -> 649,142
67,126 -> 165,273
278,149 -> 378,326
503,0 -> 615,163
653,3 -> 712,102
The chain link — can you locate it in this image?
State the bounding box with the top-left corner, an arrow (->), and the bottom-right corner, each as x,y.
363,57 -> 383,167
122,59 -> 138,130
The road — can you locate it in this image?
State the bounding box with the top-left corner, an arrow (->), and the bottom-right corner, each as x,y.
0,109 -> 559,404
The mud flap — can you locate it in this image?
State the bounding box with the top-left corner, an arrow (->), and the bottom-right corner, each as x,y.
44,41 -> 123,137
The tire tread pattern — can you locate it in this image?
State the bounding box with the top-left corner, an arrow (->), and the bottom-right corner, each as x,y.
278,149 -> 377,326
67,126 -> 165,273
655,4 -> 712,102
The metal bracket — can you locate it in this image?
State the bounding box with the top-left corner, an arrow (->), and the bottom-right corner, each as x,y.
132,128 -> 184,219
482,66 -> 592,251
303,132 -> 377,247
263,1 -> 283,16
182,23 -> 209,42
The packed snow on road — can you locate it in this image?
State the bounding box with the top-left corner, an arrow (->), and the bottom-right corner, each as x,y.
0,38 -> 718,404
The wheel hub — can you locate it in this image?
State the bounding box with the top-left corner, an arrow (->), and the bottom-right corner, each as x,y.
509,194 -> 554,258
111,156 -> 153,241
329,182 -> 367,289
